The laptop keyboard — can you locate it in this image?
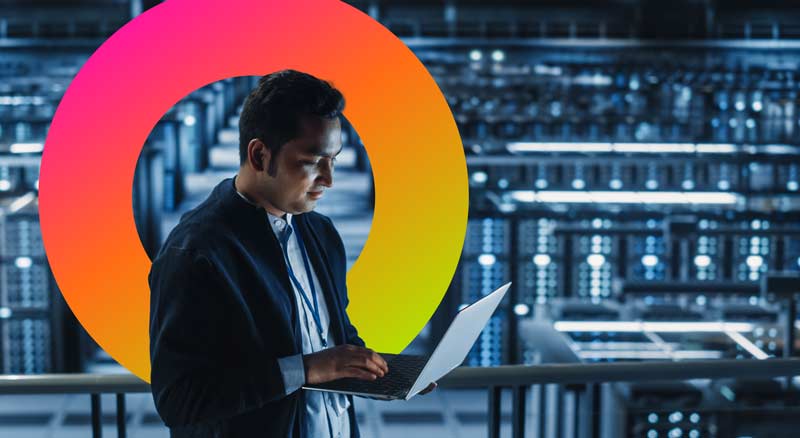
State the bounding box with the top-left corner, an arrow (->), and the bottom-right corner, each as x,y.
309,353 -> 428,399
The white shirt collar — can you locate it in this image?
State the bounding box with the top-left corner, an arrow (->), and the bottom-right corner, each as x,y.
232,176 -> 293,235
266,211 -> 293,236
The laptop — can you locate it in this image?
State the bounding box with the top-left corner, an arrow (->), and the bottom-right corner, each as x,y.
303,282 -> 511,400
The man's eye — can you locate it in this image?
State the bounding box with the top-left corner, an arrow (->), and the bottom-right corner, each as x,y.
300,160 -> 316,166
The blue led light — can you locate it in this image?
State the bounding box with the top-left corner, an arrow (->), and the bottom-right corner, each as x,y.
471,171 -> 488,184
491,49 -> 505,62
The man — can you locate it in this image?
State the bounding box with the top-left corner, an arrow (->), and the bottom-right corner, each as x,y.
149,70 -> 429,437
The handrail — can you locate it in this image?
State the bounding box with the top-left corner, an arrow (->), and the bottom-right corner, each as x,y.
0,373 -> 149,395
439,358 -> 800,387
1,358 -> 799,394
2,359 -> 800,438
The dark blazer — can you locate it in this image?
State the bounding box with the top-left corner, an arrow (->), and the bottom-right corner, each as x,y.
149,177 -> 364,438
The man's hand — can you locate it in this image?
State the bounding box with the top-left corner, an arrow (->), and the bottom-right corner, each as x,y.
303,344 -> 389,384
418,382 -> 437,395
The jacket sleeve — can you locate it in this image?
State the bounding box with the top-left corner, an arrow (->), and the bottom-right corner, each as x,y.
149,246 -> 289,427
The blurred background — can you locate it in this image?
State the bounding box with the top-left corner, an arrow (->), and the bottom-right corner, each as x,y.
1,0 -> 800,437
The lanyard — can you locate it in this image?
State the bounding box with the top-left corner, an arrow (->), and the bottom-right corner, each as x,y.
279,223 -> 327,348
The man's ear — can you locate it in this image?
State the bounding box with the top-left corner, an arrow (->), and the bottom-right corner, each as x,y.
247,139 -> 271,172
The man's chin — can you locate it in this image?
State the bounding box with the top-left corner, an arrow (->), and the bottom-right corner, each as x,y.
293,201 -> 316,214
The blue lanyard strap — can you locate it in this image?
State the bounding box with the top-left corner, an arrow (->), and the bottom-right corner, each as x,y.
279,223 -> 327,348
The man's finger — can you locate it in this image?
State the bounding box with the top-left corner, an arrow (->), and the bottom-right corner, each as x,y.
419,382 -> 438,395
343,367 -> 377,381
354,350 -> 388,375
346,354 -> 385,377
370,351 -> 389,373
360,356 -> 386,377
351,348 -> 388,372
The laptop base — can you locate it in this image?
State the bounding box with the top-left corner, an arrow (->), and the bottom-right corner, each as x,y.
303,353 -> 428,400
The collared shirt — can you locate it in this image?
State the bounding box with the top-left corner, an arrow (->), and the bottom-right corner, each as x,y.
234,185 -> 351,438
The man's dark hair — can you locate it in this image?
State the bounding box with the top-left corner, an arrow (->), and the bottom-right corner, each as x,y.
239,69 -> 345,175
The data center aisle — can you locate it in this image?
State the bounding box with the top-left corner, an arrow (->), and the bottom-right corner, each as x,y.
0,113 -> 499,438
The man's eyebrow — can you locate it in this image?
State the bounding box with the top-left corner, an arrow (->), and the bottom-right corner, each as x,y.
304,145 -> 344,157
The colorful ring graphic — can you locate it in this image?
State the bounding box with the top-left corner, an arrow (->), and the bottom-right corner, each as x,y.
40,0 -> 467,381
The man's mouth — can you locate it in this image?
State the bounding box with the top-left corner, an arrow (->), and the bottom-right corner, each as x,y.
307,190 -> 324,200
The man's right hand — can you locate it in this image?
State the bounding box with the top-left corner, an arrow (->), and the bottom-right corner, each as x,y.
303,344 -> 389,384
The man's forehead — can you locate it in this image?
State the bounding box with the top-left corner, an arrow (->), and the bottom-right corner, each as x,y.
292,117 -> 342,155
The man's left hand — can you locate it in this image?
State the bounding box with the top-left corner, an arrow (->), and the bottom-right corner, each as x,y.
418,382 -> 437,395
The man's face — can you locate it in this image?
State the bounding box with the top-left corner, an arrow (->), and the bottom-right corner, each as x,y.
260,116 -> 342,215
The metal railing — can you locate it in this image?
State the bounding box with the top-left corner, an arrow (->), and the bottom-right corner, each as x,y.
0,373 -> 149,438
2,359 -> 800,438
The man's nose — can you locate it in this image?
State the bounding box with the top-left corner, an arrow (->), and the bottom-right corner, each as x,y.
318,160 -> 334,188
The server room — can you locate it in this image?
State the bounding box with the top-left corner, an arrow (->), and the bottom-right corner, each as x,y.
2,0 -> 800,437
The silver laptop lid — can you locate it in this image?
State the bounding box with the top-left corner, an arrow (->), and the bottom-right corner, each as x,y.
405,282 -> 511,399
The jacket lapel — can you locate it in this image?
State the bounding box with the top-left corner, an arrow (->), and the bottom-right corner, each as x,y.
294,214 -> 346,346
259,216 -> 303,352
217,178 -> 303,353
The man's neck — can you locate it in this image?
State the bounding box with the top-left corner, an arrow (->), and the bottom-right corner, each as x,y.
234,173 -> 287,218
